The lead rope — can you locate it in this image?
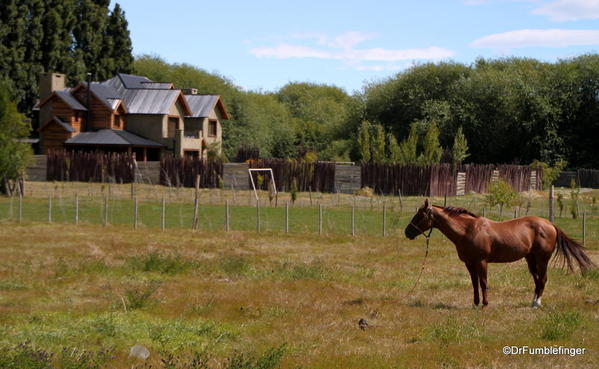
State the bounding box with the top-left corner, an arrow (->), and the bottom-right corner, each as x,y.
401,227 -> 433,299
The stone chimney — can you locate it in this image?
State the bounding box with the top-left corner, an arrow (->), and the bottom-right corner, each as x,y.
182,88 -> 198,95
39,73 -> 66,101
38,73 -> 66,133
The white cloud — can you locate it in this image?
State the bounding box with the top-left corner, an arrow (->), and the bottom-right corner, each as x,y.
471,28 -> 599,48
533,0 -> 599,21
249,31 -> 454,70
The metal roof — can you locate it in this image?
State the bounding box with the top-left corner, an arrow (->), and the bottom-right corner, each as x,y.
184,95 -> 219,117
65,129 -> 163,147
121,89 -> 181,114
87,83 -> 122,111
40,116 -> 75,132
141,82 -> 173,89
55,90 -> 87,111
118,73 -> 153,89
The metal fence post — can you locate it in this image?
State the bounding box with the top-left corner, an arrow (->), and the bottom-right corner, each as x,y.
351,206 -> 355,237
319,204 -> 323,235
225,200 -> 230,232
134,197 -> 138,229
549,185 -> 555,223
161,197 -> 166,231
383,203 -> 387,237
48,196 -> 52,223
256,199 -> 260,232
75,195 -> 79,225
18,194 -> 22,224
285,201 -> 289,234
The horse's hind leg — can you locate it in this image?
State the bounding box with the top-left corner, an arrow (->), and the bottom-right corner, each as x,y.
466,262 -> 479,306
525,254 -> 541,308
532,253 -> 550,308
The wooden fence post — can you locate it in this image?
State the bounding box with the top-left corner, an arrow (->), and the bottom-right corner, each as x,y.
549,185 -> 555,223
192,197 -> 199,231
18,194 -> 22,224
285,201 -> 289,234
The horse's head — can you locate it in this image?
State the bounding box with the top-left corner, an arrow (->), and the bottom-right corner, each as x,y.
405,199 -> 434,240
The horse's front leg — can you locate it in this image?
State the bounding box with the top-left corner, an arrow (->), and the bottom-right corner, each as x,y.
465,262 -> 479,306
476,260 -> 489,306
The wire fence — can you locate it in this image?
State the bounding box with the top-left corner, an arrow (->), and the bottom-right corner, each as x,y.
1,186 -> 597,244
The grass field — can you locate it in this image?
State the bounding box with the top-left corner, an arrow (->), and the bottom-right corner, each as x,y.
0,183 -> 598,368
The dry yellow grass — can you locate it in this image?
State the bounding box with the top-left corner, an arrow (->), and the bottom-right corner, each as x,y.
0,221 -> 597,368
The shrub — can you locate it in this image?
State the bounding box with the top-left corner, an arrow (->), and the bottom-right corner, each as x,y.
124,280 -> 162,310
485,179 -> 517,219
531,160 -> 566,190
127,252 -> 191,275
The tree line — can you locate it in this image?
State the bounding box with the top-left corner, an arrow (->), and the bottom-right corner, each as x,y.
0,0 -> 133,113
134,54 -> 599,169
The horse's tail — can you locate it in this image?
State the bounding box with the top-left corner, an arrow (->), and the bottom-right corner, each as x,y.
553,225 -> 596,274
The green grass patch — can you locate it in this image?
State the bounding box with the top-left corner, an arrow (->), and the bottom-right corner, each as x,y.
539,309 -> 582,341
127,252 -> 193,275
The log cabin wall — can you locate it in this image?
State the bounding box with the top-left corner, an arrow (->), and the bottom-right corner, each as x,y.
72,88 -> 115,130
40,121 -> 74,154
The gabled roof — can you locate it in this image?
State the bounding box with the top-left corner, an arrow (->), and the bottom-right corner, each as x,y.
184,94 -> 230,119
37,90 -> 87,111
39,116 -> 75,132
55,91 -> 87,111
71,82 -> 125,112
64,129 -> 163,147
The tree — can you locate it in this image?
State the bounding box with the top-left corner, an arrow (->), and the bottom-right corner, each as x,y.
105,3 -> 133,74
399,123 -> 419,164
387,133 -> 401,163
452,126 -> 469,166
371,123 -> 386,163
419,122 -> 443,165
0,83 -> 31,195
357,120 -> 372,162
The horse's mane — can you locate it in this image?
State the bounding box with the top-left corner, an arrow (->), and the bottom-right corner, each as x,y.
441,206 -> 478,218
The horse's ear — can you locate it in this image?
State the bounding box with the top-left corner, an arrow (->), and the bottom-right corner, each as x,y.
424,198 -> 429,208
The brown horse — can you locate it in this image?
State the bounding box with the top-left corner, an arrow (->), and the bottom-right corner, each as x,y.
405,199 -> 596,307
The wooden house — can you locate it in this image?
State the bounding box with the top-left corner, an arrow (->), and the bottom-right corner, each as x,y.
35,72 -> 230,160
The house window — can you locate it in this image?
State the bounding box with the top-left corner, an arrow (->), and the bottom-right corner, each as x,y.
208,120 -> 217,137
168,117 -> 178,138
114,115 -> 121,128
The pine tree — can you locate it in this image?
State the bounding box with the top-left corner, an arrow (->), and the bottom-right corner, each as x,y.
387,132 -> 401,163
399,123 -> 419,164
74,0 -> 109,79
419,123 -> 443,165
357,120 -> 372,162
452,126 -> 469,166
106,3 -> 133,74
22,0 -> 45,110
0,0 -> 28,104
371,123 -> 386,163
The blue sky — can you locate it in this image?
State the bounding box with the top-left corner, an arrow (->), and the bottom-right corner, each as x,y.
116,0 -> 599,93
